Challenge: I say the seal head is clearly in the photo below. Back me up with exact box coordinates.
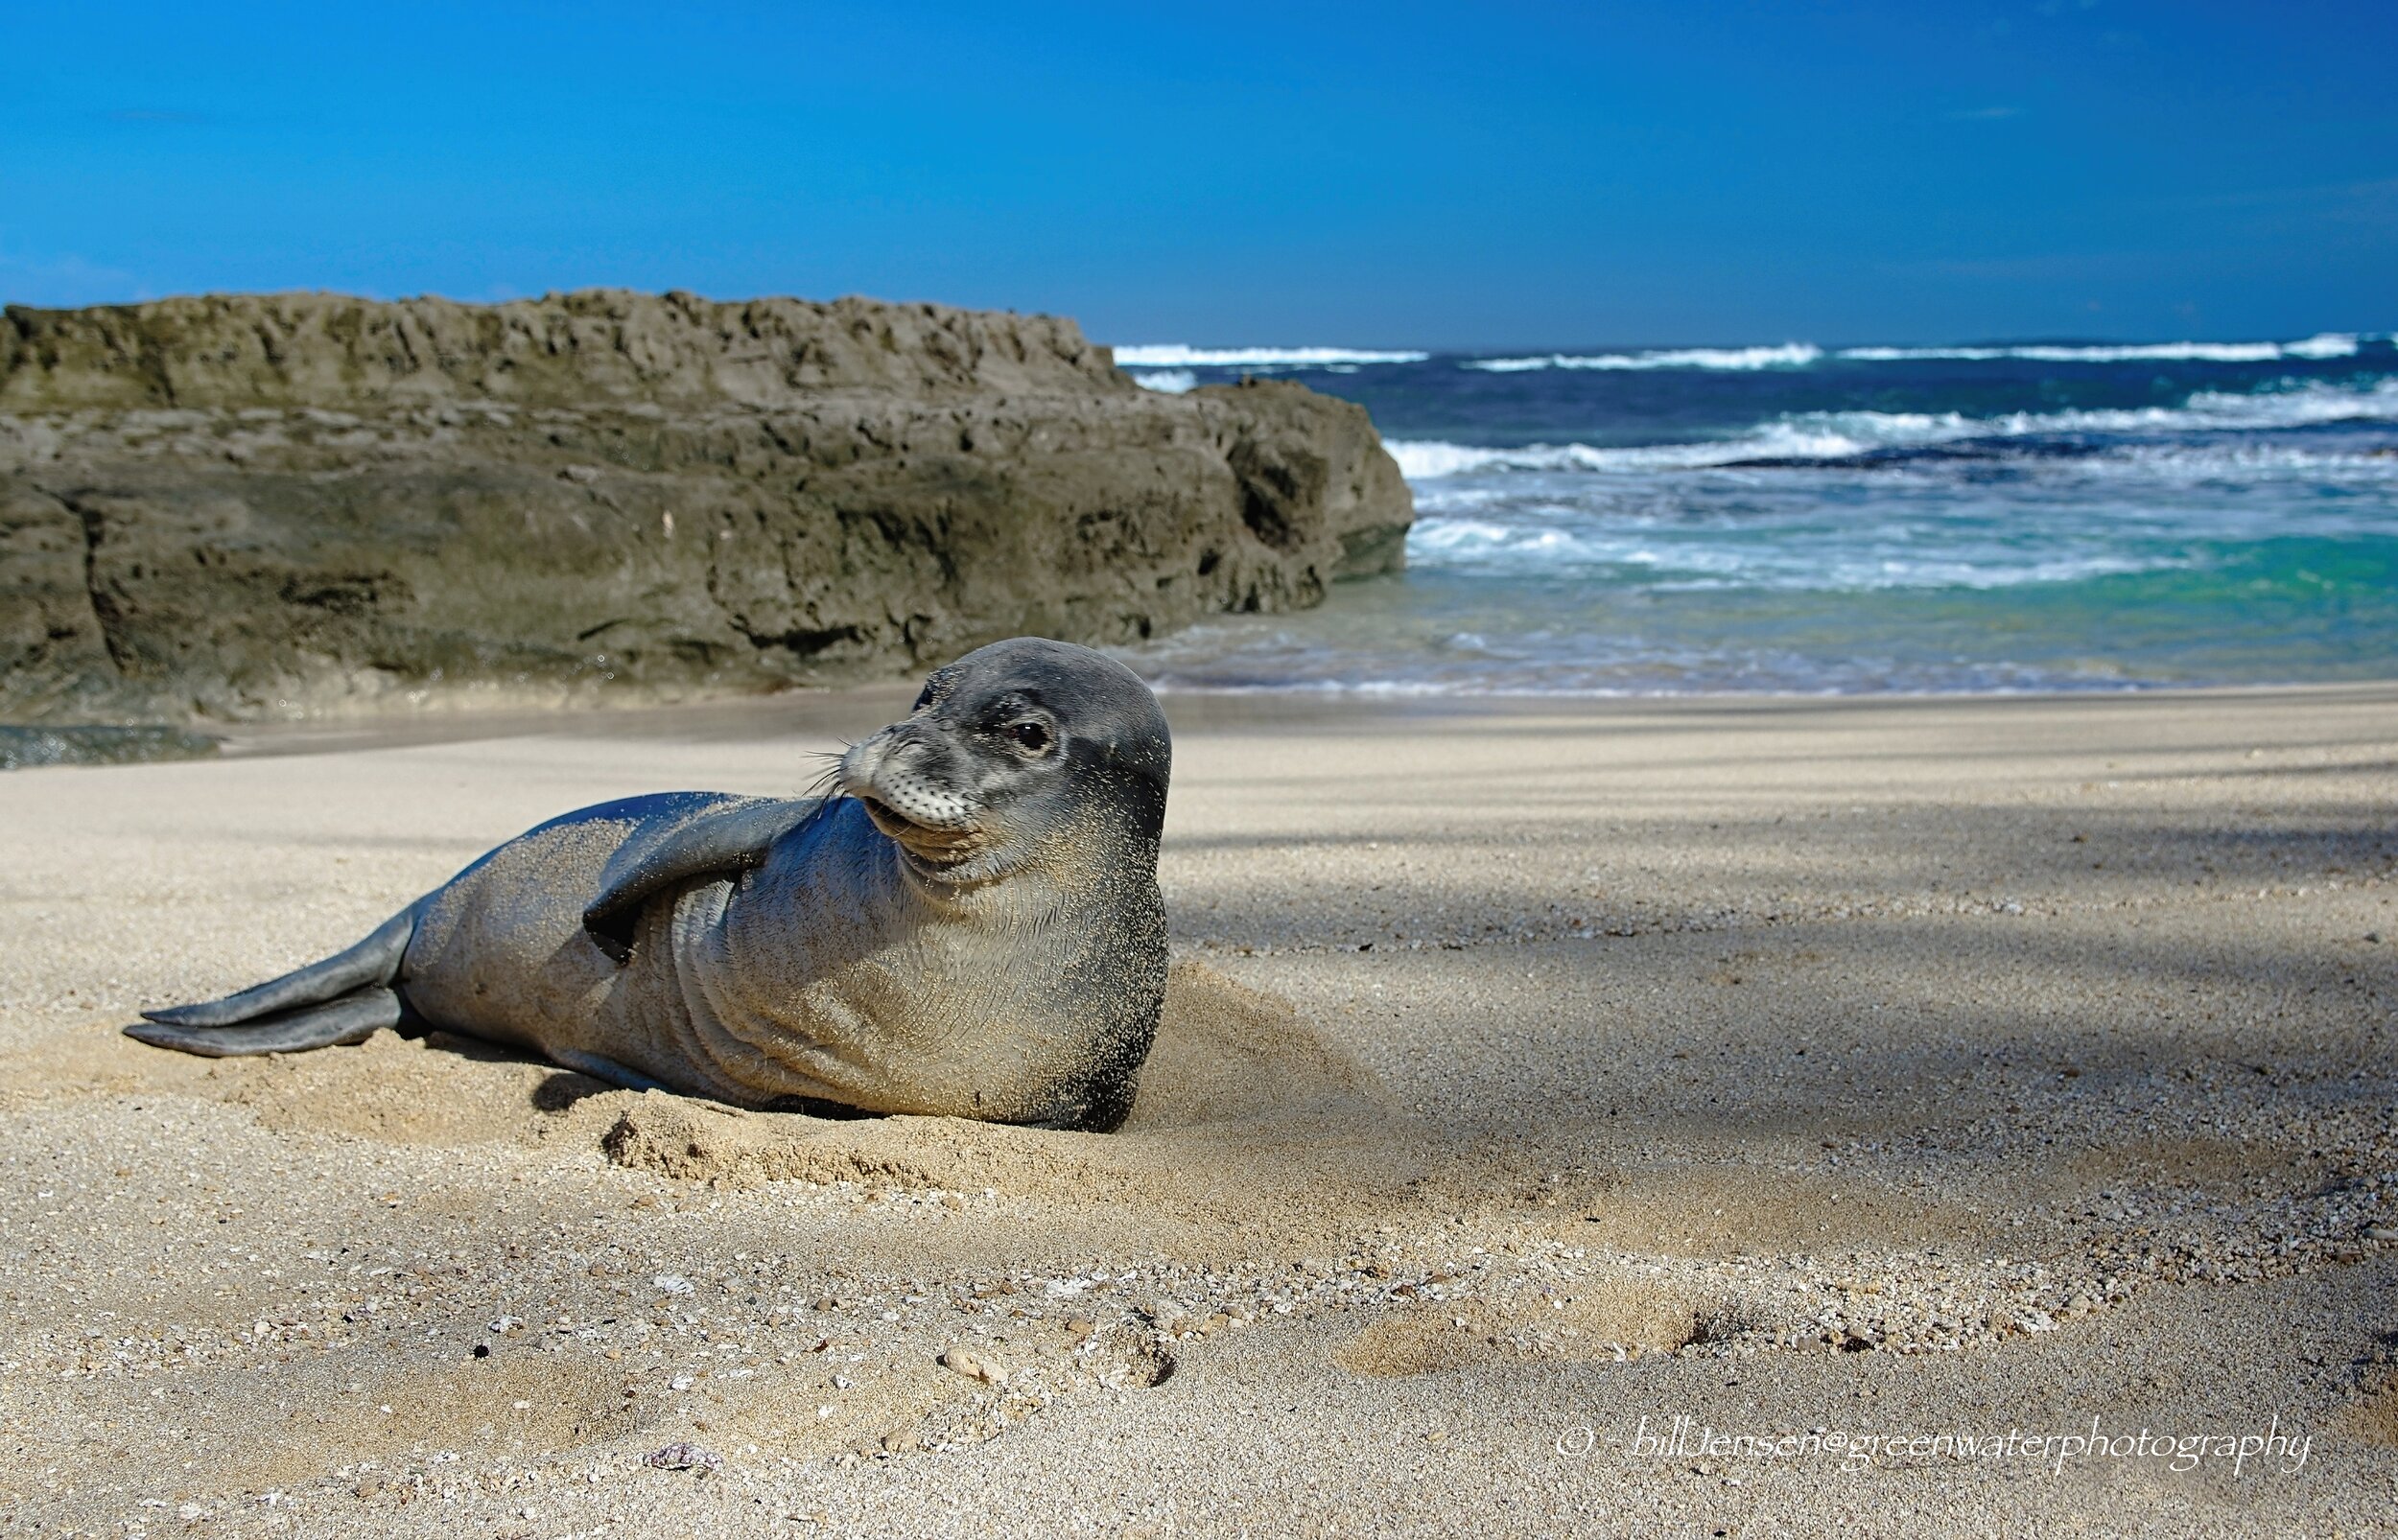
[840,637,1171,887]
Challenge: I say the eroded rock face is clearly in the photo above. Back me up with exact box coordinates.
[0,290,1410,722]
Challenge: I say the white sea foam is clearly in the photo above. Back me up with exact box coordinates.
[1128,627,2161,698]
[1466,343,1822,373]
[1836,333,2361,364]
[2283,333,2365,360]
[1385,420,1944,478]
[1386,379,2398,479]
[1406,507,2170,591]
[1386,440,1556,478]
[1995,378,2398,433]
[1109,344,1428,367]
[1457,333,2367,373]
[1128,368,1197,393]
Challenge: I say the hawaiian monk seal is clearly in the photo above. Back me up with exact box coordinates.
[128,638,1171,1132]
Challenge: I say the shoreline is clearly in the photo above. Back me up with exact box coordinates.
[123,671,2398,764]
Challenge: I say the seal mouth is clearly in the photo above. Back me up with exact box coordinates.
[856,794,920,838]
[857,795,983,867]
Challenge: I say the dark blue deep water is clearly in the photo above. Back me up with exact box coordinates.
[1109,335,2398,694]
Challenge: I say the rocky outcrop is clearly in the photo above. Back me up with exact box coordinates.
[0,290,1410,723]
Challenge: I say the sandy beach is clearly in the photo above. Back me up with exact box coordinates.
[4,682,2394,1536]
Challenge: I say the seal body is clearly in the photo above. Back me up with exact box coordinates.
[129,639,1172,1132]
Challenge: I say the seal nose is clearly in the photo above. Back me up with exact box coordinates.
[840,723,977,831]
[837,731,892,800]
[839,722,937,797]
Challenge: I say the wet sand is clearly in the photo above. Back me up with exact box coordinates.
[3,683,2394,1535]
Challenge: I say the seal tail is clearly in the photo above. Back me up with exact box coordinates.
[128,907,415,1054]
[125,989,402,1057]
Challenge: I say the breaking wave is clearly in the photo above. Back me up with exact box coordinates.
[1385,379,2398,479]
[1836,333,2361,364]
[1466,343,1822,373]
[1463,334,2370,373]
[1110,344,1428,367]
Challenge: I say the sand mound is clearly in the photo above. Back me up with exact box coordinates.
[217,1032,582,1145]
[598,1097,1095,1193]
[1121,959,1382,1130]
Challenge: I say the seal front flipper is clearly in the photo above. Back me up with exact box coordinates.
[135,906,416,1035]
[581,796,833,963]
[126,989,402,1057]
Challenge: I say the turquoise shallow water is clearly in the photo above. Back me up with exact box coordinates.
[1114,336,2398,694]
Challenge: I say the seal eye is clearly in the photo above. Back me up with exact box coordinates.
[1005,720,1053,755]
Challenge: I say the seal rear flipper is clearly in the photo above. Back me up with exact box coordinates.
[581,796,834,963]
[139,908,416,1029]
[124,988,401,1057]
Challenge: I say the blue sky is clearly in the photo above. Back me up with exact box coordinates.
[2,1,2391,347]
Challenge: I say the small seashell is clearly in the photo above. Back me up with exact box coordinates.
[644,1441,721,1472]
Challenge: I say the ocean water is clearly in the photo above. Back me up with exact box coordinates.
[1111,334,2398,695]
